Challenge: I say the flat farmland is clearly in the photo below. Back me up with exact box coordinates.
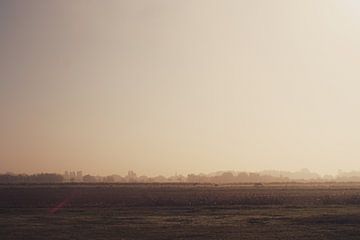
[1,183,360,239]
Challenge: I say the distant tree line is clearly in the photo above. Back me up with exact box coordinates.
[186,172,288,183]
[0,173,63,183]
[2,169,360,183]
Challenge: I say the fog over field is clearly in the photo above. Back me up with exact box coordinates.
[1,1,360,239]
[3,168,360,184]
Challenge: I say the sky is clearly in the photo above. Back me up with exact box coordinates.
[1,0,360,176]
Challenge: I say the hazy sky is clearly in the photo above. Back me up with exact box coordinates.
[1,0,360,176]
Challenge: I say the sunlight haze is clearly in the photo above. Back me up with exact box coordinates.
[1,0,360,176]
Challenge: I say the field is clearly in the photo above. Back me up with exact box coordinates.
[1,183,360,239]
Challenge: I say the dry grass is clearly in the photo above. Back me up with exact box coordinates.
[1,183,360,239]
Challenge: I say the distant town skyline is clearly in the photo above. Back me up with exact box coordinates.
[3,168,360,184]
